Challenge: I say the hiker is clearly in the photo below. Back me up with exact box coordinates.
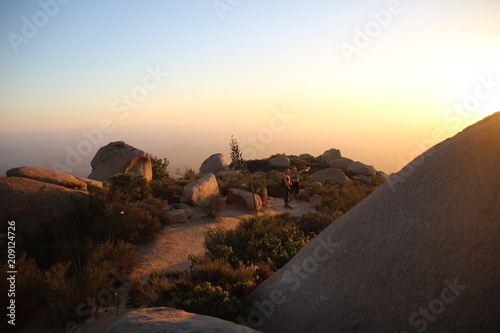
[290,166,310,202]
[282,168,293,209]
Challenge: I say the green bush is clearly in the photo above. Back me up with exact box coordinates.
[149,154,170,181]
[204,213,308,269]
[151,179,183,200]
[319,181,376,215]
[296,211,342,235]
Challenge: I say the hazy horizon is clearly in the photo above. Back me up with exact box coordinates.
[2,1,499,178]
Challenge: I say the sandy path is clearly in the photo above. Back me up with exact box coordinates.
[65,197,316,333]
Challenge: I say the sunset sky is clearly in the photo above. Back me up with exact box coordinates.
[1,0,499,176]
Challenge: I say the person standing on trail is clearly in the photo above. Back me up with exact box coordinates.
[282,168,293,209]
[290,166,310,202]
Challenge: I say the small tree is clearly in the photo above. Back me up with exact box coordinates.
[229,136,258,215]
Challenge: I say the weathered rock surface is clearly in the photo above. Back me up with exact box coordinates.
[88,141,152,181]
[163,209,195,224]
[352,174,372,184]
[269,156,290,166]
[328,157,354,170]
[248,112,500,333]
[200,153,228,174]
[347,161,376,177]
[0,176,89,237]
[299,153,314,160]
[106,307,261,333]
[181,173,220,207]
[320,148,341,162]
[310,168,348,185]
[76,176,104,192]
[227,188,262,212]
[6,166,88,191]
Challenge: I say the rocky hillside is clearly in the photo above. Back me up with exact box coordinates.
[247,112,500,332]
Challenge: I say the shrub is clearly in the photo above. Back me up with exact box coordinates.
[150,179,183,200]
[127,279,156,308]
[296,211,342,235]
[204,213,308,270]
[107,173,151,202]
[149,154,170,181]
[319,181,376,215]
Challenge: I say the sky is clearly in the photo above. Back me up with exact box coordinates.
[1,0,499,177]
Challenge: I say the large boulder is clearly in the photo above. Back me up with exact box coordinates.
[347,161,376,177]
[200,153,228,174]
[227,188,262,212]
[88,141,152,181]
[0,176,89,237]
[181,173,220,207]
[328,157,354,170]
[310,168,348,185]
[320,148,341,162]
[106,307,261,333]
[6,166,88,191]
[269,156,290,167]
[299,153,314,160]
[246,112,500,332]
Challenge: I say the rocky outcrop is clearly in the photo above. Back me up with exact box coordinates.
[227,188,262,212]
[328,157,354,170]
[181,173,220,207]
[106,307,261,333]
[347,161,376,177]
[247,112,500,333]
[320,148,341,162]
[299,153,314,160]
[200,153,228,174]
[6,166,88,191]
[269,156,290,167]
[88,141,152,181]
[352,174,372,184]
[0,176,89,237]
[310,168,348,185]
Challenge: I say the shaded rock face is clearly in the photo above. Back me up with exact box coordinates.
[269,156,290,166]
[299,153,314,160]
[0,176,89,237]
[6,166,88,191]
[106,307,261,333]
[347,161,376,177]
[328,157,354,170]
[227,188,263,212]
[247,112,500,333]
[200,153,228,174]
[310,168,348,185]
[88,141,152,181]
[181,173,220,207]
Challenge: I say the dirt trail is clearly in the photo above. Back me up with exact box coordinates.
[63,197,316,333]
[130,197,316,281]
